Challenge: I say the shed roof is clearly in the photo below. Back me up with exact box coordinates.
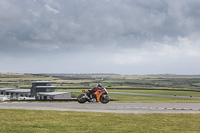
[32,81,54,83]
[35,86,57,89]
[38,92,70,96]
[6,89,30,93]
[0,88,17,91]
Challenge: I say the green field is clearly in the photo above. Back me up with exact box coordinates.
[108,94,200,103]
[0,109,199,133]
[61,89,200,97]
[1,73,200,103]
[1,73,200,90]
[1,73,200,132]
[108,89,200,102]
[57,89,200,103]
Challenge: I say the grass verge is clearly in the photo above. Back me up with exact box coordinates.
[60,89,200,103]
[0,109,200,133]
[108,93,200,103]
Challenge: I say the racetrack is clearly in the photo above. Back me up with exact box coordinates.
[1,102,200,114]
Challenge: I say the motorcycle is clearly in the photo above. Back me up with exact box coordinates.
[77,87,110,104]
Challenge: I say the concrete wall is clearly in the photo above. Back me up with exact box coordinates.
[54,93,71,99]
[38,92,72,100]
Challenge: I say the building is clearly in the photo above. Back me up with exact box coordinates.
[0,81,72,100]
[30,81,57,99]
[0,88,31,100]
[0,88,17,95]
[0,87,30,98]
[38,92,71,100]
[5,89,30,98]
[30,81,71,100]
[0,95,10,101]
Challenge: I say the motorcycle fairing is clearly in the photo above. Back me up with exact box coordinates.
[94,89,107,102]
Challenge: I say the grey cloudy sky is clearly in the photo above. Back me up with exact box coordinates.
[1,0,200,74]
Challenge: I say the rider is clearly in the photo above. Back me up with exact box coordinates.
[87,83,103,98]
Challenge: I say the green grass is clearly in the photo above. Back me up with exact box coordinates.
[0,76,59,88]
[57,89,200,103]
[0,109,200,133]
[108,89,200,102]
[108,89,200,97]
[108,94,200,103]
[0,77,58,82]
[2,73,200,90]
[62,88,200,98]
[1,73,200,103]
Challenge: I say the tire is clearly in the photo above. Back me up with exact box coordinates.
[100,94,110,104]
[77,94,87,103]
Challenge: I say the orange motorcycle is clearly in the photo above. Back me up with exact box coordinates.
[77,87,110,104]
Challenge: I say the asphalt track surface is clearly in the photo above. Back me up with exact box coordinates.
[1,102,200,114]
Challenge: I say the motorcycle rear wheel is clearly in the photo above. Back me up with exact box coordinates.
[100,94,110,104]
[77,94,87,103]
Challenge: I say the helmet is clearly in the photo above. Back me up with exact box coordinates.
[97,83,102,87]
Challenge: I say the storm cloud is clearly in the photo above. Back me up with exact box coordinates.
[0,0,200,74]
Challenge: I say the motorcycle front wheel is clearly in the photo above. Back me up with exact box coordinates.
[100,94,110,104]
[77,94,87,103]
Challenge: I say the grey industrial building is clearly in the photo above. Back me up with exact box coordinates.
[0,88,30,99]
[38,92,71,100]
[30,81,57,99]
[0,81,71,100]
[31,81,71,100]
[5,89,30,97]
[0,88,17,95]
